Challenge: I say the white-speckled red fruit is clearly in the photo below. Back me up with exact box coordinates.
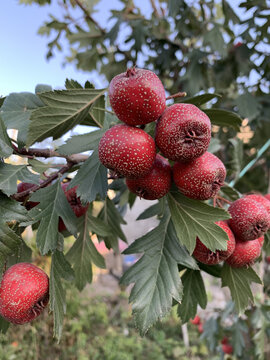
[257,236,264,248]
[0,263,49,324]
[193,221,235,265]
[226,238,261,267]
[265,194,270,201]
[126,154,172,200]
[173,152,226,200]
[155,103,211,162]
[109,68,166,126]
[228,198,270,241]
[98,124,156,178]
[244,194,270,214]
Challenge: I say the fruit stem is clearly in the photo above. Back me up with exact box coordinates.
[216,195,232,204]
[126,67,136,77]
[166,92,187,101]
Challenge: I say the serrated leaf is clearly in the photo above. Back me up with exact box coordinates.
[49,250,74,340]
[89,95,105,127]
[69,150,107,204]
[65,79,83,89]
[201,317,219,351]
[87,213,113,237]
[121,213,198,335]
[66,212,106,291]
[98,197,127,250]
[177,270,207,323]
[231,320,247,357]
[136,202,162,220]
[28,181,78,255]
[220,183,241,201]
[0,116,13,158]
[27,88,106,146]
[221,263,262,314]
[28,158,56,173]
[203,25,226,56]
[181,93,221,106]
[58,128,106,156]
[1,92,44,146]
[204,108,242,130]
[0,163,39,196]
[167,191,230,254]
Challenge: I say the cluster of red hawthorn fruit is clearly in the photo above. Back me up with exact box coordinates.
[98,67,270,268]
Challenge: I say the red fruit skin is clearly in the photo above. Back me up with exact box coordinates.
[228,198,270,241]
[193,221,235,265]
[222,343,233,355]
[226,238,261,268]
[58,183,89,232]
[190,315,201,325]
[109,68,166,126]
[98,124,156,178]
[197,323,204,333]
[0,263,49,324]
[126,154,171,200]
[266,256,270,264]
[17,182,39,210]
[265,194,270,201]
[173,152,226,200]
[257,236,264,248]
[244,194,270,214]
[221,337,229,345]
[155,103,211,162]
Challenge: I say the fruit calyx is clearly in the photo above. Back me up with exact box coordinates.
[126,67,136,77]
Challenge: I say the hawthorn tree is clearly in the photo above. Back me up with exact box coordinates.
[0,0,270,355]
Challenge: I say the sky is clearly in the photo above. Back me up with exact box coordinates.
[0,0,126,96]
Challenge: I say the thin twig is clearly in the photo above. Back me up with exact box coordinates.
[150,0,160,18]
[166,92,187,100]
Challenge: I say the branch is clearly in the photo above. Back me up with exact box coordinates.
[150,0,161,18]
[73,0,106,34]
[166,92,187,100]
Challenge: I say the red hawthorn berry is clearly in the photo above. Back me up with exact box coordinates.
[222,343,233,355]
[257,236,264,248]
[197,323,204,333]
[265,194,270,202]
[173,152,226,200]
[193,221,236,265]
[244,194,270,214]
[17,182,39,210]
[266,256,270,264]
[0,263,49,324]
[190,315,201,325]
[226,238,261,268]
[155,103,211,162]
[228,198,270,241]
[58,183,89,232]
[125,154,171,200]
[109,67,166,126]
[98,124,156,178]
[221,337,229,345]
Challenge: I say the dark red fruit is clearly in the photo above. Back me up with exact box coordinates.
[222,343,233,355]
[197,323,204,333]
[17,182,39,210]
[265,194,270,201]
[126,154,171,200]
[109,68,166,126]
[226,238,261,267]
[0,263,49,324]
[193,221,235,265]
[228,198,270,241]
[155,103,211,162]
[244,194,270,214]
[98,124,156,178]
[173,152,226,200]
[58,183,89,232]
[266,256,270,264]
[221,337,229,345]
[190,315,201,325]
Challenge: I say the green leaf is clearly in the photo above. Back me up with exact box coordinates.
[0,193,30,268]
[203,25,226,56]
[35,84,53,94]
[49,250,74,340]
[98,197,127,251]
[236,93,261,121]
[0,116,13,158]
[0,97,6,107]
[89,94,105,127]
[221,263,262,314]
[66,212,106,291]
[222,0,241,24]
[201,317,219,351]
[208,137,221,154]
[121,213,198,335]
[228,138,243,176]
[181,93,221,106]
[1,92,44,146]
[65,79,83,89]
[28,158,56,173]
[27,88,106,146]
[0,316,10,334]
[136,202,162,220]
[204,108,242,130]
[220,183,241,201]
[167,191,230,254]
[28,181,78,255]
[69,150,107,204]
[0,163,39,196]
[57,128,106,156]
[177,270,207,323]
